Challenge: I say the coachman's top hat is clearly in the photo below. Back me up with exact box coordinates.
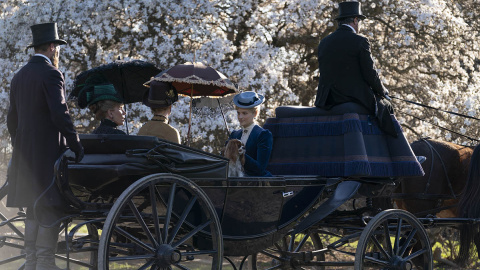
[335,1,367,20]
[28,22,67,48]
[143,81,178,108]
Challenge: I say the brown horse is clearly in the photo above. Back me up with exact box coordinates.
[396,138,473,218]
[391,138,480,267]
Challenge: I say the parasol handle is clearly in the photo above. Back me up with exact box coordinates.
[217,99,230,136]
[124,104,129,135]
[187,85,193,147]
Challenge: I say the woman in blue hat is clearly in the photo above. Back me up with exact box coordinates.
[228,91,273,177]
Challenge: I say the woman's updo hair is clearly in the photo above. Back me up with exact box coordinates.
[88,100,122,120]
[235,105,259,114]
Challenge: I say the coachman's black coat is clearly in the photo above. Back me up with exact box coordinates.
[7,56,82,212]
[314,25,397,136]
[315,25,388,110]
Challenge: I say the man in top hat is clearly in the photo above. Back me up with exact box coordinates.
[314,1,396,136]
[7,22,84,270]
[138,81,181,144]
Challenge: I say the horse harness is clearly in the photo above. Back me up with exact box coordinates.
[392,138,460,214]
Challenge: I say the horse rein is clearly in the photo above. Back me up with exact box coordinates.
[421,138,457,199]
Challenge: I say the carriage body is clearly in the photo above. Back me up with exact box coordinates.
[59,134,331,257]
[0,103,438,269]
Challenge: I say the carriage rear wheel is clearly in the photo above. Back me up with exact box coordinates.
[354,209,432,270]
[250,230,324,270]
[98,173,223,269]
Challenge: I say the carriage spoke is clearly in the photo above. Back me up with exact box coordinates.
[294,233,311,252]
[273,242,283,254]
[174,263,190,270]
[363,255,390,267]
[394,218,403,255]
[398,228,417,257]
[164,183,177,242]
[371,233,391,261]
[113,226,155,252]
[108,254,155,261]
[259,250,286,262]
[182,250,219,256]
[138,259,155,269]
[288,233,295,251]
[0,254,25,265]
[382,220,393,255]
[264,264,283,270]
[168,195,198,245]
[281,237,288,251]
[150,183,163,244]
[404,247,428,261]
[128,199,158,247]
[171,220,210,248]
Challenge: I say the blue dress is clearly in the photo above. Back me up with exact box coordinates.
[228,125,273,177]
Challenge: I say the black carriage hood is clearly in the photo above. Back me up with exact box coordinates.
[67,134,228,192]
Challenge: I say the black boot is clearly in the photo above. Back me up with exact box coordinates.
[35,224,65,270]
[24,219,38,270]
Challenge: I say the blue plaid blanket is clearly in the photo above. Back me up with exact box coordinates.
[263,106,424,178]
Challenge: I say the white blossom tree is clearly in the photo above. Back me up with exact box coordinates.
[0,0,479,157]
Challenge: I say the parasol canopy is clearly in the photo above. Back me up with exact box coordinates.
[145,62,236,97]
[70,60,161,106]
[145,62,238,145]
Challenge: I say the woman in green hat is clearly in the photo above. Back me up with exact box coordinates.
[78,75,126,134]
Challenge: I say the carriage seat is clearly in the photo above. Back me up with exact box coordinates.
[275,102,370,118]
[264,103,424,178]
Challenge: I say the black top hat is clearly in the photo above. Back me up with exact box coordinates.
[335,1,366,20]
[143,81,178,108]
[28,22,67,48]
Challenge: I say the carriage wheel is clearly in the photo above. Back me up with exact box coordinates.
[62,221,99,269]
[0,181,99,269]
[0,182,26,268]
[98,173,223,269]
[354,209,432,270]
[250,230,325,270]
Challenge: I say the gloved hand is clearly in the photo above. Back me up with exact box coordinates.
[74,146,84,163]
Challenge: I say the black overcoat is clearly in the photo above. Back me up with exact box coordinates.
[7,56,82,210]
[314,25,388,112]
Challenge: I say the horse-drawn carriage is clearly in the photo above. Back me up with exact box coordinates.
[0,103,478,269]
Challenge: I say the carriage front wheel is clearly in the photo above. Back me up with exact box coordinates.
[98,173,223,269]
[354,209,432,270]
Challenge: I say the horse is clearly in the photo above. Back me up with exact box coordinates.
[396,138,474,218]
[388,138,480,267]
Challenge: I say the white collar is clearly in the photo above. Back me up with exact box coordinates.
[342,24,356,33]
[34,53,52,65]
[242,123,256,132]
[240,123,256,145]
